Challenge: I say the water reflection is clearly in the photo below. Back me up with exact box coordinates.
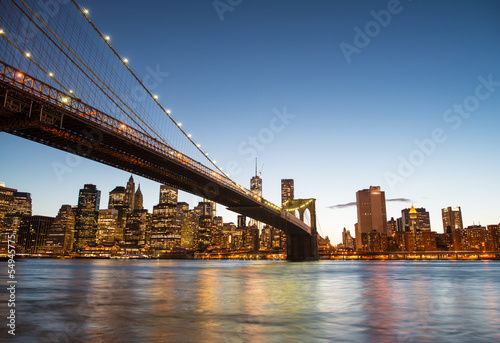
[2,260,499,342]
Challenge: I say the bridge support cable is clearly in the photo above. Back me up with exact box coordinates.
[13,0,172,149]
[69,0,231,185]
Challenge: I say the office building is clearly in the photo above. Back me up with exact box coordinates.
[355,186,388,250]
[74,184,101,252]
[281,179,294,205]
[442,207,463,233]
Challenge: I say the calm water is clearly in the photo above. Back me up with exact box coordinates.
[1,259,499,343]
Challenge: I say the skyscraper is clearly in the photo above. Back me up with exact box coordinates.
[134,185,144,210]
[250,161,262,230]
[124,175,135,211]
[281,179,294,205]
[17,215,54,254]
[401,205,431,232]
[442,207,463,233]
[74,184,101,252]
[108,186,126,209]
[45,205,75,255]
[159,185,178,205]
[355,186,388,250]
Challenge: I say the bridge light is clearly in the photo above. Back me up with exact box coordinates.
[104,35,110,41]
[123,58,129,63]
[153,94,158,99]
[48,72,54,77]
[177,122,182,127]
[0,29,4,35]
[25,52,31,58]
[61,97,69,103]
[120,123,127,129]
[187,134,192,138]
[16,72,23,78]
[213,161,216,164]
[166,109,171,114]
[83,8,89,15]
[69,90,73,94]
[196,144,201,148]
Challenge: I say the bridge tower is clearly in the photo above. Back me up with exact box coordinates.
[283,198,319,261]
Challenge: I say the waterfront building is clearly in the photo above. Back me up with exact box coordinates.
[342,228,355,250]
[0,186,31,253]
[17,215,54,254]
[45,205,75,255]
[74,184,101,252]
[125,209,150,246]
[401,205,431,232]
[464,225,487,252]
[487,224,500,251]
[442,207,463,233]
[97,209,119,243]
[387,217,398,234]
[197,215,212,251]
[355,186,388,250]
[244,224,260,251]
[151,203,179,251]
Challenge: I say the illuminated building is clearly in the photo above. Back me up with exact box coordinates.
[355,186,388,250]
[17,215,54,254]
[179,204,196,249]
[342,228,355,250]
[487,224,500,251]
[159,185,178,205]
[124,175,135,211]
[125,209,150,245]
[45,205,75,255]
[387,217,398,234]
[151,203,179,251]
[250,162,263,230]
[197,215,212,250]
[203,198,217,218]
[244,224,260,251]
[108,186,126,209]
[0,183,16,228]
[464,225,487,252]
[74,184,101,252]
[401,205,431,232]
[281,179,294,205]
[134,185,144,210]
[97,209,119,243]
[0,186,31,253]
[442,207,463,233]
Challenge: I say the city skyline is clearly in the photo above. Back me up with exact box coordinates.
[2,176,498,247]
[1,0,499,243]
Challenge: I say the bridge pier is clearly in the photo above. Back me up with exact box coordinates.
[286,233,318,261]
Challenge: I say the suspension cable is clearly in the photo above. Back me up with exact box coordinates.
[70,0,234,182]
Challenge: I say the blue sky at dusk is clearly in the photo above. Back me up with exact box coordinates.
[1,0,499,243]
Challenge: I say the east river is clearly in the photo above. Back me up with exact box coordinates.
[1,259,499,342]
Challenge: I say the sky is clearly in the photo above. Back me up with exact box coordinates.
[1,0,499,244]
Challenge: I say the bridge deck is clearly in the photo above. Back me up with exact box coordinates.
[0,61,311,236]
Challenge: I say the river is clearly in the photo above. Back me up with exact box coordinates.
[1,259,499,342]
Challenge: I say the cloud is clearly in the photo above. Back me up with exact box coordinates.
[327,198,411,209]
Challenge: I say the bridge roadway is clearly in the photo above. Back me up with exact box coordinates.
[0,61,317,260]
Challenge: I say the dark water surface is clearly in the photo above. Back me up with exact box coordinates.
[1,259,499,342]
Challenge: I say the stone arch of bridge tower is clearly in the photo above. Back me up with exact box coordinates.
[283,198,317,232]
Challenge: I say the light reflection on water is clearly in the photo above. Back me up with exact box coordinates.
[1,260,499,342]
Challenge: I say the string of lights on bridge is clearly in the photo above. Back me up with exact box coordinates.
[72,1,232,182]
[0,0,290,212]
